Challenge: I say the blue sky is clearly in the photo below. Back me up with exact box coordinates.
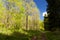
[34,0,48,20]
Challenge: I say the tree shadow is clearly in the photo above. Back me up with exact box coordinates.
[0,30,42,40]
[23,30,43,40]
[0,32,29,40]
[23,30,41,36]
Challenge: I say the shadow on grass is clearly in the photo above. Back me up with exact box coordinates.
[1,30,60,40]
[0,32,29,40]
[23,30,43,40]
[0,30,42,40]
[23,30,41,36]
[45,31,60,40]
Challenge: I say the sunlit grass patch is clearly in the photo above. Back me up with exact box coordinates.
[0,27,13,35]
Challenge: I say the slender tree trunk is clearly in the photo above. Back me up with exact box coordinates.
[26,14,28,30]
[6,14,9,28]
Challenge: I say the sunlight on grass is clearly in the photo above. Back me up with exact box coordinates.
[0,27,13,35]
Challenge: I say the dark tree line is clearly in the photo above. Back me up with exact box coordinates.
[44,0,60,31]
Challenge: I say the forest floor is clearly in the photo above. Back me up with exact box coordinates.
[0,28,60,40]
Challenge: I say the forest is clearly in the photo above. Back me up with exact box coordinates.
[0,0,60,40]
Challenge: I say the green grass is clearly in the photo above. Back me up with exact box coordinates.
[46,31,60,40]
[0,27,41,40]
[0,27,60,40]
